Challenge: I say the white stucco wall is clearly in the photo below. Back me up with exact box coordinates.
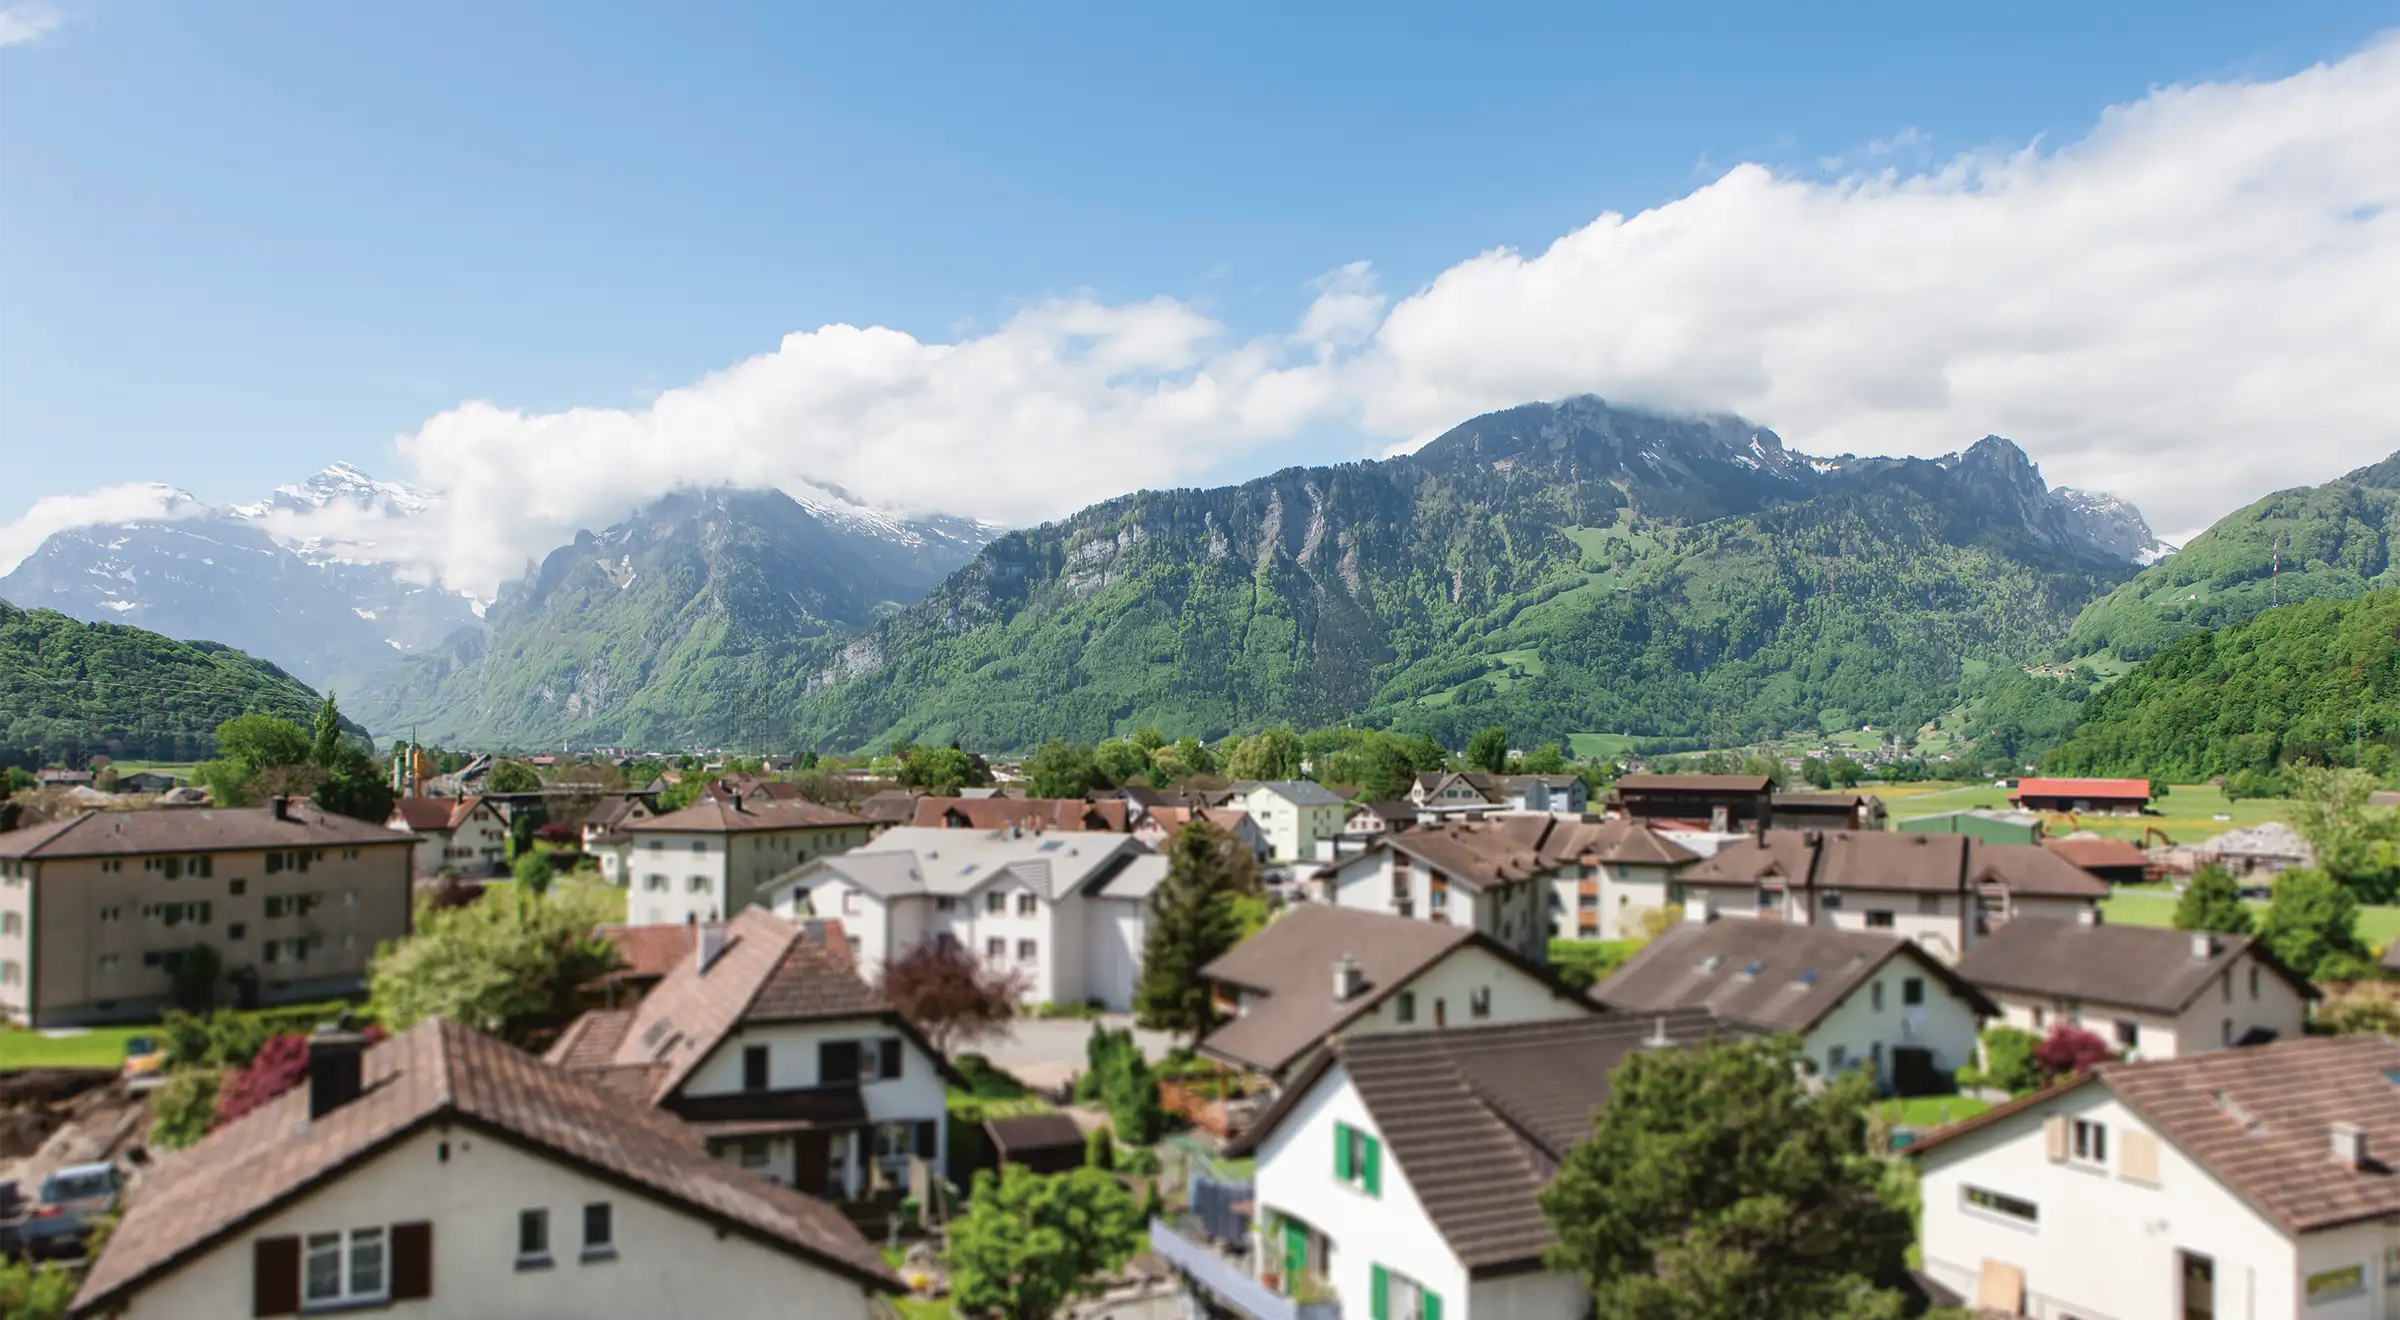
[1797,958,1984,1088]
[1917,1087,2336,1320]
[1082,897,1146,1012]
[110,1125,887,1319]
[1985,950,2310,1061]
[1331,852,1548,964]
[1338,945,1589,1038]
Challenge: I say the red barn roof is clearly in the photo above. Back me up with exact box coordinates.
[2010,777,2152,803]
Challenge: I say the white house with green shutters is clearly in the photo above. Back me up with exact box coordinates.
[1158,1010,1739,1320]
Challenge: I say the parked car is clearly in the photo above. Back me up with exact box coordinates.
[121,1035,164,1082]
[18,1163,119,1257]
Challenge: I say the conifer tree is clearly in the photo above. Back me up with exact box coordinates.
[1135,820,1249,1036]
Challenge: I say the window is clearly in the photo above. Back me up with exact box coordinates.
[864,1038,904,1081]
[517,1208,551,1265]
[743,1045,770,1091]
[0,913,17,936]
[2306,1265,2365,1301]
[98,905,121,922]
[1016,939,1038,963]
[1017,893,1038,916]
[1394,991,1415,1024]
[2115,1019,2140,1049]
[2249,966,2261,999]
[1865,909,1894,929]
[820,1040,862,1084]
[1577,892,1597,910]
[1916,894,1942,915]
[1371,1266,1440,1320]
[1902,977,1925,1006]
[582,1203,614,1259]
[986,937,1005,960]
[1962,1184,2037,1225]
[690,840,706,852]
[1333,1121,1381,1196]
[1826,1044,1848,1071]
[304,1226,388,1304]
[97,953,120,972]
[1755,888,1776,909]
[2222,972,2233,1004]
[2222,1017,2234,1046]
[264,937,312,965]
[229,878,245,896]
[1469,987,1491,1020]
[1870,982,1885,1012]
[2031,1006,2046,1028]
[1820,890,1843,910]
[986,891,1006,915]
[735,1137,771,1169]
[686,875,708,893]
[2070,1118,2108,1169]
[936,897,955,912]
[841,889,859,915]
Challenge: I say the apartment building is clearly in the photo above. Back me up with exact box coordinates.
[386,795,509,879]
[0,801,415,1027]
[1239,781,1351,863]
[624,795,873,928]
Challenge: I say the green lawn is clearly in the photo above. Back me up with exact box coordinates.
[1874,1096,1992,1128]
[0,1024,150,1071]
[1568,733,1638,761]
[1866,781,2298,846]
[2105,883,2400,950]
[880,1248,956,1320]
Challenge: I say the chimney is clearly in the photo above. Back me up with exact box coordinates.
[730,791,743,813]
[306,1023,369,1120]
[269,795,291,822]
[2191,931,2218,959]
[698,922,727,973]
[2077,907,2103,930]
[2331,1121,2369,1171]
[1333,952,1364,1002]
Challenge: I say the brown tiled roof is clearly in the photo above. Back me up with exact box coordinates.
[75,1019,899,1314]
[630,797,866,835]
[1563,817,1699,867]
[1228,1010,1746,1272]
[595,923,705,985]
[585,796,647,830]
[0,802,412,860]
[558,909,904,1106]
[1200,906,1588,1075]
[1952,917,2317,1016]
[389,797,459,831]
[1383,820,1561,891]
[986,1113,1085,1157]
[1912,1035,2400,1235]
[1347,800,1419,827]
[1595,920,1996,1031]
[1613,773,1775,793]
[546,1007,637,1069]
[912,797,1132,832]
[1771,791,1876,809]
[2043,836,2152,872]
[855,790,924,824]
[1677,829,2110,901]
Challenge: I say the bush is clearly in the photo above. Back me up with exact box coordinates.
[147,1069,222,1151]
[1120,1147,1161,1176]
[1085,1123,1116,1170]
[1960,1026,2043,1096]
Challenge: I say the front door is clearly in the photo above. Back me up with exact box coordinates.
[796,1132,831,1198]
[2180,1250,2214,1320]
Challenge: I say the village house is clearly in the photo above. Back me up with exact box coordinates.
[1338,800,1418,848]
[1769,791,1887,831]
[2008,776,2153,816]
[387,795,510,879]
[910,796,1133,833]
[1549,817,1698,941]
[1607,773,1777,830]
[548,908,953,1206]
[759,826,1167,1011]
[1910,1034,2400,1320]
[580,796,653,886]
[1952,915,2315,1059]
[1594,914,1994,1092]
[0,800,415,1026]
[1408,772,1503,819]
[1136,806,1269,864]
[1197,904,1594,1085]
[1673,828,2111,962]
[624,796,873,928]
[70,1018,900,1319]
[1151,1010,1742,1320]
[1322,819,1575,965]
[851,790,923,833]
[1238,781,1352,863]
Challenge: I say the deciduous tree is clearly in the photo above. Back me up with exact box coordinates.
[2261,866,2372,981]
[876,939,1027,1053]
[368,887,620,1045]
[1024,741,1104,799]
[2030,1024,2115,1080]
[1467,726,1509,776]
[1223,726,1302,781]
[2171,866,2255,935]
[947,1166,1142,1320]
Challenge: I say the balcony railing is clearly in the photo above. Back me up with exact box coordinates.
[1150,1218,1340,1320]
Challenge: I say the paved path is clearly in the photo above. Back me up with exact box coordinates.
[971,1014,1179,1094]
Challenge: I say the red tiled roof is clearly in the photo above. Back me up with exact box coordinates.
[912,797,1132,832]
[2010,777,2153,801]
[631,797,866,835]
[2043,836,2153,871]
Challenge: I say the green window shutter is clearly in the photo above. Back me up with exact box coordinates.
[1335,1123,1353,1181]
[1363,1134,1382,1196]
[1423,1288,1442,1320]
[1370,1265,1389,1320]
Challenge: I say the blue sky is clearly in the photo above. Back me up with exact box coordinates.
[3,2,2398,591]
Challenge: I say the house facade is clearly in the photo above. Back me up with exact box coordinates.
[387,796,510,879]
[0,802,415,1026]
[760,827,1164,1010]
[1136,808,1269,864]
[1324,824,1554,965]
[1910,1035,2400,1320]
[71,1019,901,1320]
[1239,782,1351,862]
[624,797,873,928]
[548,909,953,1205]
[1953,916,2315,1059]
[1547,818,1698,941]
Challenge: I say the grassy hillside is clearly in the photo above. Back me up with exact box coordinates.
[0,601,340,763]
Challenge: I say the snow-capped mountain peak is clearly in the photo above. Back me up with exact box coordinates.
[231,462,439,520]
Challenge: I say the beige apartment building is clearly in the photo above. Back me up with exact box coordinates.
[0,800,416,1026]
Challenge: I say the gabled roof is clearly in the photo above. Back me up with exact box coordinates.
[74,1019,898,1315]
[1228,1010,1746,1273]
[0,802,411,860]
[2010,777,2152,801]
[912,796,1131,832]
[854,790,924,824]
[774,826,1146,903]
[1613,773,1775,793]
[1594,920,1997,1032]
[594,922,706,986]
[2042,836,2152,872]
[1908,1035,2400,1236]
[1952,917,2317,1016]
[1346,800,1419,827]
[552,909,897,1105]
[390,795,494,833]
[1243,780,1350,808]
[1677,829,2109,900]
[1198,906,1590,1075]
[1142,806,1255,836]
[630,797,866,835]
[1564,817,1699,867]
[585,796,649,831]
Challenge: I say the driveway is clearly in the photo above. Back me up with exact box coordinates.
[971,1014,1180,1094]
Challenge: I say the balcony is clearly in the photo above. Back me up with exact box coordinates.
[1150,1217,1340,1320]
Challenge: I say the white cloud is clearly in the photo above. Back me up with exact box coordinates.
[10,33,2400,595]
[0,484,203,575]
[0,3,61,47]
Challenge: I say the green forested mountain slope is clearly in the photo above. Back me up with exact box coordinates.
[2064,451,2400,662]
[352,488,985,747]
[2046,588,2400,779]
[787,399,2143,752]
[0,601,347,762]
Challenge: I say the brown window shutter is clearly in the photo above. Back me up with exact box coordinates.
[2043,1115,2069,1162]
[253,1236,301,1317]
[390,1221,434,1301]
[880,1038,903,1079]
[2118,1130,2161,1186]
[916,1120,939,1158]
